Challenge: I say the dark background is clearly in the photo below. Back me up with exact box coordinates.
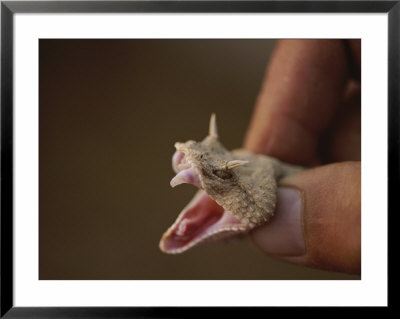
[39,39,359,280]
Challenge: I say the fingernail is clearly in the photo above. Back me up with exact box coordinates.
[251,187,306,257]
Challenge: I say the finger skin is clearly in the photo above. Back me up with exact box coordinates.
[323,79,361,162]
[244,40,349,165]
[251,162,361,274]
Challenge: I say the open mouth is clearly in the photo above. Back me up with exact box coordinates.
[170,150,202,189]
[159,151,249,254]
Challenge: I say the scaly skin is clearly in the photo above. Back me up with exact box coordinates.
[159,114,303,254]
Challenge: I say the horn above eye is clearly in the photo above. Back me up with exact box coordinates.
[209,113,218,138]
[226,160,249,169]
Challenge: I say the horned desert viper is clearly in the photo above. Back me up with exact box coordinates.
[159,114,303,254]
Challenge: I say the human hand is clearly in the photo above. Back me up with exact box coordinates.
[245,40,361,274]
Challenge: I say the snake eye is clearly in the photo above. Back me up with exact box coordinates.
[212,169,232,180]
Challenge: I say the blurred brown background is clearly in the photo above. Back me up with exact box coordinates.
[39,39,359,280]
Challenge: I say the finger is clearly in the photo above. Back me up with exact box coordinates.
[321,79,361,163]
[250,162,361,274]
[244,40,350,165]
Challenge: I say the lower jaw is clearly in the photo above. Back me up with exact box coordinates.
[159,190,249,254]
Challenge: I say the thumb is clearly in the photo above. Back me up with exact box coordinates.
[250,161,361,274]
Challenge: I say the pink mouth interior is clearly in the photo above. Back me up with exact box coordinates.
[161,191,245,253]
[172,150,187,173]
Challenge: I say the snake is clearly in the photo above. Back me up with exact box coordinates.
[159,114,303,254]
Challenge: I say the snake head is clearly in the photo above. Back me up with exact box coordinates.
[170,114,250,202]
[171,142,248,192]
[159,114,272,254]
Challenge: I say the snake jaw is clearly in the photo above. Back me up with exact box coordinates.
[161,150,250,253]
[159,190,250,254]
[170,150,203,189]
[170,167,202,188]
[172,149,186,173]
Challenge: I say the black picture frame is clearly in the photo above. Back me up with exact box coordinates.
[1,1,396,317]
